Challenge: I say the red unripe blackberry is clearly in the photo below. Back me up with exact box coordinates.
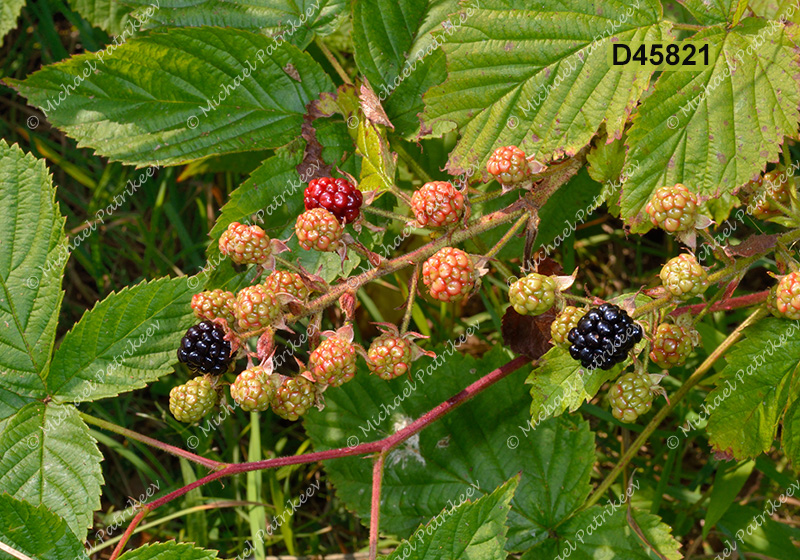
[308,336,357,387]
[169,376,218,423]
[659,254,708,300]
[650,323,693,369]
[508,273,557,316]
[219,222,271,265]
[752,171,791,219]
[263,270,310,302]
[608,370,654,423]
[272,376,316,420]
[551,306,587,345]
[367,334,412,380]
[486,146,529,185]
[191,289,236,326]
[567,303,643,370]
[230,366,274,412]
[644,184,698,233]
[421,247,476,302]
[234,284,281,332]
[177,320,233,375]
[775,271,800,320]
[295,208,344,252]
[304,177,363,224]
[410,181,464,228]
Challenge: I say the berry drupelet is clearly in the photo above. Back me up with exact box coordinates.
[177,320,233,375]
[567,303,642,370]
[304,177,363,224]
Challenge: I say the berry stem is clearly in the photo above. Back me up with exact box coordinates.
[484,213,529,261]
[400,267,419,334]
[580,307,767,511]
[109,355,530,555]
[361,205,412,222]
[313,37,352,85]
[286,204,528,323]
[392,139,434,184]
[79,412,226,470]
[671,290,769,316]
[369,451,388,560]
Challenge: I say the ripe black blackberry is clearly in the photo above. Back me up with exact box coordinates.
[567,303,642,370]
[177,320,233,375]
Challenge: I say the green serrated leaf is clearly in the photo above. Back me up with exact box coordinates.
[587,137,628,186]
[749,0,800,25]
[70,0,131,34]
[381,477,518,560]
[523,504,682,560]
[352,0,458,137]
[678,0,749,25]
[7,28,334,166]
[704,460,756,538]
[356,120,397,191]
[117,541,219,560]
[782,397,800,473]
[621,20,800,227]
[0,0,24,40]
[0,494,89,560]
[126,0,347,47]
[0,141,67,419]
[718,502,800,560]
[527,346,623,423]
[47,277,195,402]
[421,0,667,174]
[0,403,103,541]
[705,318,800,460]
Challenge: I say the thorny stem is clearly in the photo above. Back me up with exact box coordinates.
[400,267,419,334]
[581,307,767,511]
[369,451,388,560]
[287,203,528,323]
[80,412,226,470]
[108,355,530,558]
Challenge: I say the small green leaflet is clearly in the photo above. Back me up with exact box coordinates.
[0,494,89,560]
[117,541,219,560]
[0,403,103,541]
[0,141,67,419]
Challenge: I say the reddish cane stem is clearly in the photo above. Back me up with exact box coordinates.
[109,508,149,560]
[109,355,530,556]
[369,452,387,560]
[671,290,769,316]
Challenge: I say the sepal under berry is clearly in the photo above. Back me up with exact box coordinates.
[169,376,219,423]
[366,323,434,381]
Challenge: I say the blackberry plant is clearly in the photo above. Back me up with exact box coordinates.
[3,4,800,560]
